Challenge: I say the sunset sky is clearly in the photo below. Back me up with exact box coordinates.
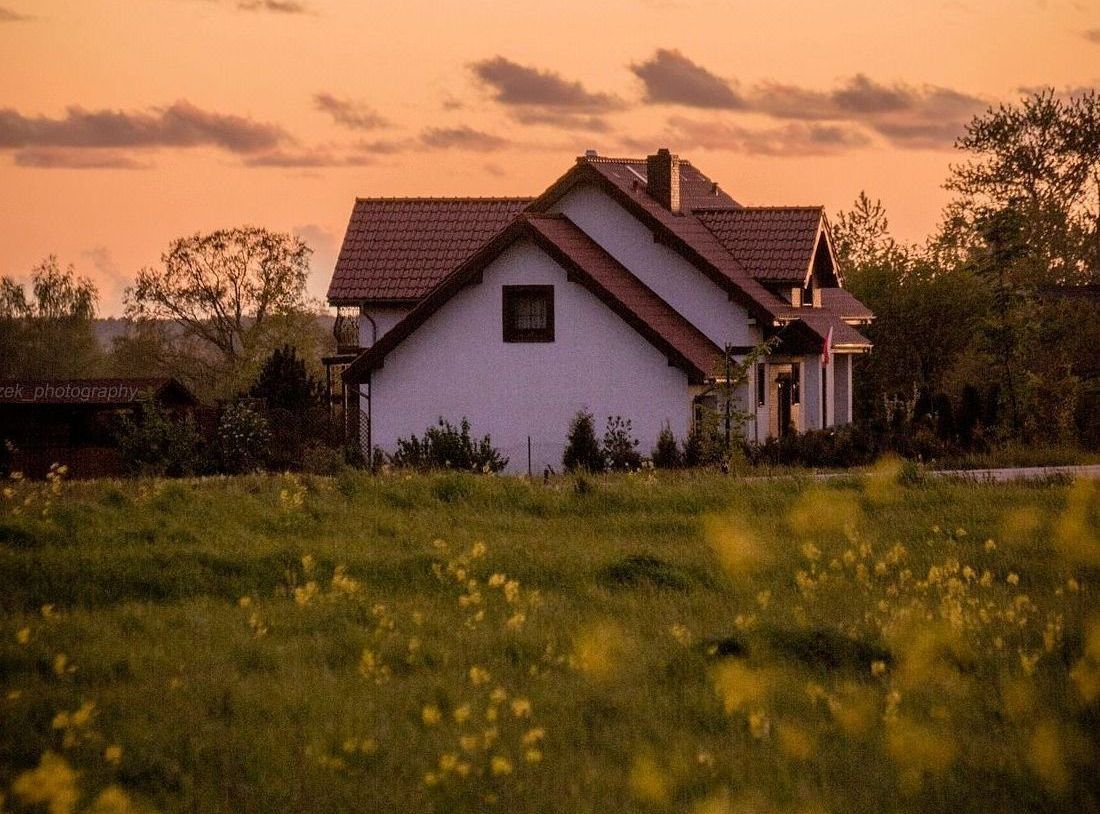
[2,0,1098,315]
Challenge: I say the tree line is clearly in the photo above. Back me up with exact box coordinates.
[834,87,1100,452]
[0,226,332,402]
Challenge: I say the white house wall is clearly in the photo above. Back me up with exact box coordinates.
[366,239,693,474]
[551,185,762,349]
[359,306,411,347]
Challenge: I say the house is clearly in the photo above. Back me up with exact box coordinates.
[0,378,200,478]
[326,149,873,472]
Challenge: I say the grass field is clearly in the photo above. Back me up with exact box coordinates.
[1,467,1098,814]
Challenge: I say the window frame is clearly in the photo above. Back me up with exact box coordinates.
[502,285,555,343]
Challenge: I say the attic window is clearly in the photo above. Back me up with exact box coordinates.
[503,285,554,343]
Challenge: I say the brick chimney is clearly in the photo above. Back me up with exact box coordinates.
[646,148,680,214]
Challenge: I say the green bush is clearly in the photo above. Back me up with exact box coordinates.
[602,415,642,472]
[683,410,728,468]
[213,402,272,474]
[114,402,204,477]
[562,410,604,472]
[651,422,683,469]
[389,418,508,473]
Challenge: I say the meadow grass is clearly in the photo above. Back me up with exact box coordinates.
[0,467,1097,813]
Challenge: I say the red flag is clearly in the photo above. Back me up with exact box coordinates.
[823,325,833,366]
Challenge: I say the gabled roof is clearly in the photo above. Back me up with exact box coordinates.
[344,214,725,385]
[818,288,874,323]
[529,156,792,324]
[695,207,825,284]
[327,197,531,304]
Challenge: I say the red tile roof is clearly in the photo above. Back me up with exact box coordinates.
[344,214,724,384]
[818,287,874,322]
[577,156,741,211]
[327,197,531,303]
[778,310,872,350]
[695,207,824,283]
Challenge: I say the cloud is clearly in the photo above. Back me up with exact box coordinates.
[625,116,872,157]
[1084,28,1100,44]
[236,0,308,12]
[0,100,288,154]
[0,5,31,21]
[242,147,374,167]
[749,75,986,147]
[630,50,986,149]
[471,56,623,110]
[509,108,611,132]
[419,125,508,151]
[630,49,743,109]
[13,147,152,169]
[470,56,625,131]
[313,93,388,130]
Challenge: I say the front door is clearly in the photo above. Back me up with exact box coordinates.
[776,374,793,438]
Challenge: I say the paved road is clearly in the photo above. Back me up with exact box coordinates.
[928,464,1100,482]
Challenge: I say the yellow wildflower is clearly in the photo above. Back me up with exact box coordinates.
[490,755,513,776]
[521,727,545,746]
[1007,573,1020,586]
[52,654,71,676]
[748,710,770,739]
[453,704,471,724]
[510,698,532,718]
[459,735,479,752]
[524,748,543,763]
[669,624,692,646]
[468,666,491,686]
[422,705,442,726]
[438,753,459,772]
[104,745,122,765]
[488,573,506,587]
[16,627,30,644]
[871,660,887,677]
[12,751,79,814]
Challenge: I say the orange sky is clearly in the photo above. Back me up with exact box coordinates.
[1,0,1098,315]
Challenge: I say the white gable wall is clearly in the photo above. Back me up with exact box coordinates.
[367,239,692,473]
[551,185,761,348]
[550,184,762,438]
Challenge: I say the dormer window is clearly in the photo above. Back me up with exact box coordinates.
[502,285,554,342]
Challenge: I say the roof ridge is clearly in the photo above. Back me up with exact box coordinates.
[577,155,698,167]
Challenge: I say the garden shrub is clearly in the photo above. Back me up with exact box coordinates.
[683,410,728,468]
[213,402,272,474]
[603,415,642,471]
[651,422,683,469]
[389,418,508,473]
[114,402,204,477]
[562,411,604,472]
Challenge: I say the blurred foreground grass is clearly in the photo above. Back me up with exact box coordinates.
[0,466,1098,813]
